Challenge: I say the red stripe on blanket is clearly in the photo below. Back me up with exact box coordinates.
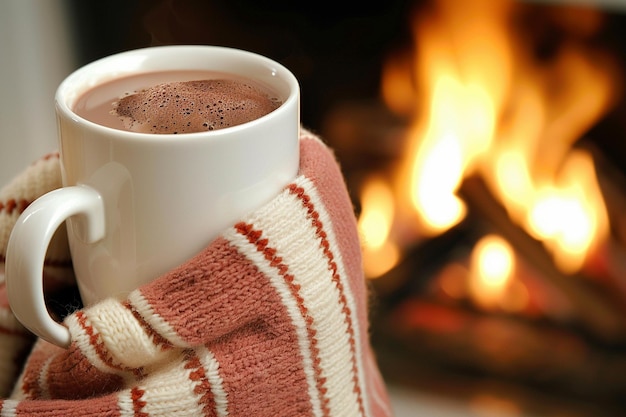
[299,135,395,414]
[287,184,366,416]
[19,343,49,399]
[184,350,217,416]
[298,135,368,335]
[75,311,145,379]
[138,237,314,416]
[122,301,173,351]
[235,222,331,416]
[14,394,121,416]
[40,341,125,400]
[130,386,149,417]
[0,199,30,215]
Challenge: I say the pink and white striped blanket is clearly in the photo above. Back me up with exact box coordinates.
[0,130,392,416]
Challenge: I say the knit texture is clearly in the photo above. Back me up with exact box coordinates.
[0,130,392,416]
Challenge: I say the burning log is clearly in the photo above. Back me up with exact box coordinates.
[460,174,626,343]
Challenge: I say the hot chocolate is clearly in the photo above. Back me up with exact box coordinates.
[73,70,282,134]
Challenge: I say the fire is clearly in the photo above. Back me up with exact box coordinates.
[469,234,516,310]
[526,150,609,273]
[365,0,620,278]
[405,75,495,233]
[358,175,400,278]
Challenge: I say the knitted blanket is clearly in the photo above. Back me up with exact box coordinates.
[0,130,392,416]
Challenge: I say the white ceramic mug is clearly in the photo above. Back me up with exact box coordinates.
[5,45,300,348]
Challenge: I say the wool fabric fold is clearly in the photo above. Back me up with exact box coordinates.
[0,130,392,417]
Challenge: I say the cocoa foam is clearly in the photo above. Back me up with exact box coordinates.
[112,79,280,134]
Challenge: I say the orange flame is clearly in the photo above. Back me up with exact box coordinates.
[369,0,619,277]
[385,0,509,234]
[358,175,400,278]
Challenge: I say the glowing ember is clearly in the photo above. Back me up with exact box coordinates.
[469,235,515,309]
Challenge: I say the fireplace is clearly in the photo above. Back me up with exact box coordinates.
[67,0,626,414]
[320,0,626,415]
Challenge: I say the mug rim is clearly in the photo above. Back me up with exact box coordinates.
[55,45,300,142]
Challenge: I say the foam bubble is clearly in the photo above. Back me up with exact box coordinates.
[112,79,280,134]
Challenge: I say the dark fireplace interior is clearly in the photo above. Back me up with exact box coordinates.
[67,0,626,415]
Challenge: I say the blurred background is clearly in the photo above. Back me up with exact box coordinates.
[3,0,626,415]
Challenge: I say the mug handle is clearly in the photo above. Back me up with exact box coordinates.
[5,185,105,347]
